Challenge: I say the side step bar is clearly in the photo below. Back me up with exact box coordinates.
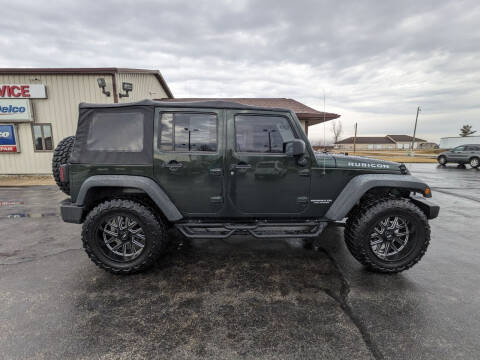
[175,221,327,239]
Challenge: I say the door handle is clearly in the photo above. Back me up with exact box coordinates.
[165,161,183,169]
[231,163,251,170]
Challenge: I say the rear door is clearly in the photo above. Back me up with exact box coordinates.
[225,110,311,216]
[153,107,225,216]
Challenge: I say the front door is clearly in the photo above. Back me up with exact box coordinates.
[153,108,225,216]
[226,110,311,216]
[449,146,466,162]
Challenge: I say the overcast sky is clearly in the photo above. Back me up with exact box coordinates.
[1,0,479,143]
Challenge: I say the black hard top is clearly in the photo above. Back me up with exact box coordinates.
[79,99,291,113]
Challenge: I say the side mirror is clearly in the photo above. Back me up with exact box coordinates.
[284,139,306,157]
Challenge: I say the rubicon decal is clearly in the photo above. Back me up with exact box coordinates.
[348,162,390,169]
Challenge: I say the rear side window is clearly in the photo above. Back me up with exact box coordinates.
[69,106,154,165]
[87,111,144,152]
[158,112,217,152]
[235,115,295,153]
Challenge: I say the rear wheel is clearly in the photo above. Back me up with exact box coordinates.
[52,136,75,195]
[470,157,479,168]
[82,199,167,274]
[437,155,447,166]
[345,198,430,273]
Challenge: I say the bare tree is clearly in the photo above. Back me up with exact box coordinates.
[331,120,343,144]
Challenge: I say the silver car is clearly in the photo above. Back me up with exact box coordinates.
[437,144,480,168]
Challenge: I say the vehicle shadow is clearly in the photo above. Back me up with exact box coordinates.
[69,234,379,359]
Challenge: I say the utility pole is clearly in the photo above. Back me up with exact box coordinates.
[410,106,421,156]
[353,122,358,155]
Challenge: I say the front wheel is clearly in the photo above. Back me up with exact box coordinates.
[470,157,479,168]
[345,198,430,273]
[82,199,167,274]
[437,155,447,166]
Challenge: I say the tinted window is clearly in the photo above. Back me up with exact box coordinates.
[454,146,465,151]
[159,112,217,152]
[466,145,479,151]
[235,115,295,153]
[87,111,144,152]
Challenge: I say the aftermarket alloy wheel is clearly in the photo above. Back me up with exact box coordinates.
[470,157,480,168]
[52,136,75,195]
[345,198,430,273]
[437,155,447,166]
[82,199,167,274]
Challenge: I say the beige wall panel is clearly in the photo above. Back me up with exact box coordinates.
[0,74,114,174]
[116,73,168,102]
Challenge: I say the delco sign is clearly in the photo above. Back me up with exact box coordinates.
[0,84,47,99]
[0,124,19,152]
[0,99,33,122]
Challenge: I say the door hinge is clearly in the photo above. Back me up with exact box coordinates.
[209,168,223,176]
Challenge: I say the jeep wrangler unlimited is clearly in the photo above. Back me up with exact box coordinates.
[53,100,439,274]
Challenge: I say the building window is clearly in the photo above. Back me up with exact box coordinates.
[32,124,54,151]
[235,115,295,153]
[158,112,217,152]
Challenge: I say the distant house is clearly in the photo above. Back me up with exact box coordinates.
[158,98,340,136]
[334,135,427,151]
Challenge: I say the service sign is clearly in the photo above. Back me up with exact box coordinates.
[0,84,46,99]
[0,124,19,152]
[0,99,33,122]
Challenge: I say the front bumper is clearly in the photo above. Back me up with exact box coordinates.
[60,199,84,223]
[410,196,440,219]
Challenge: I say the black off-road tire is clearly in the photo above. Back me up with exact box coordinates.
[82,199,167,274]
[345,198,430,273]
[437,155,447,166]
[52,136,75,195]
[469,157,480,168]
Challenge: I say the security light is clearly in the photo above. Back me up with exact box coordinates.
[96,78,110,97]
[119,82,133,98]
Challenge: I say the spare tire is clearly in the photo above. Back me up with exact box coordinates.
[52,136,75,195]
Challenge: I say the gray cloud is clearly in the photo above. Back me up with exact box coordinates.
[1,0,479,142]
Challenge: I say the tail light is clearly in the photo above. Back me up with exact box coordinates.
[60,164,69,182]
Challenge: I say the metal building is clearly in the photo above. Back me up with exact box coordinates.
[0,68,173,174]
[439,136,480,149]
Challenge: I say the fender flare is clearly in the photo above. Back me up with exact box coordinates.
[324,174,429,221]
[75,175,183,221]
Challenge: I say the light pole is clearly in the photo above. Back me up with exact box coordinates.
[410,106,421,156]
[353,122,358,155]
[184,127,199,151]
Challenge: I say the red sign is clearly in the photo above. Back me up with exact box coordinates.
[0,84,46,99]
[0,145,17,152]
[0,85,30,98]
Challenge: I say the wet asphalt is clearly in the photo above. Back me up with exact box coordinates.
[0,163,479,360]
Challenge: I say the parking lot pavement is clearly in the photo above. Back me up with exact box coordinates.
[0,163,479,359]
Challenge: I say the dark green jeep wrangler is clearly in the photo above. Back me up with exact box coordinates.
[53,100,439,274]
